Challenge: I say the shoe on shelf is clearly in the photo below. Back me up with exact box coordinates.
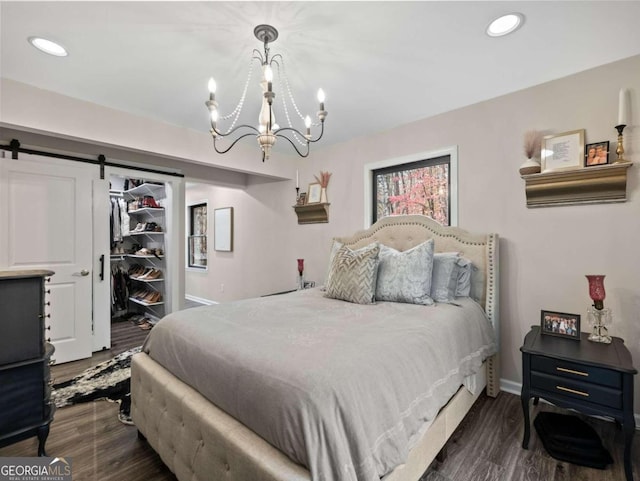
[142,196,160,208]
[135,248,153,256]
[146,269,163,280]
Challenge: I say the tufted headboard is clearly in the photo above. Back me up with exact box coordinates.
[335,215,499,337]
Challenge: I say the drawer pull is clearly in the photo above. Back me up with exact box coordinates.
[556,385,589,397]
[556,367,589,377]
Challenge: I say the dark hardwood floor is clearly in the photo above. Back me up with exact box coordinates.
[1,322,637,481]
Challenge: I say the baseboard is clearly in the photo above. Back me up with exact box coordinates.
[185,294,218,306]
[500,378,640,430]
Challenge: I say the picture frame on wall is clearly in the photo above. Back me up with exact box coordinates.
[585,141,610,167]
[307,182,322,204]
[214,207,233,252]
[541,129,585,173]
[540,310,581,340]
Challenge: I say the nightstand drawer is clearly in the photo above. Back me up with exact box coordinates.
[531,355,621,389]
[531,371,622,409]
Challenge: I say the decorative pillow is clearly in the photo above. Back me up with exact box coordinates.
[325,243,380,304]
[375,240,435,305]
[455,257,473,297]
[324,240,343,285]
[431,253,461,303]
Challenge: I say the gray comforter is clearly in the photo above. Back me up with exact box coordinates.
[143,288,496,481]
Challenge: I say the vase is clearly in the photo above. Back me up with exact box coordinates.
[519,158,541,175]
[320,187,328,203]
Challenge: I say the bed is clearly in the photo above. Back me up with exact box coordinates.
[131,214,500,481]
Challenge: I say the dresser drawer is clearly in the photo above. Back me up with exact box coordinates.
[531,371,622,409]
[0,362,46,431]
[531,355,621,389]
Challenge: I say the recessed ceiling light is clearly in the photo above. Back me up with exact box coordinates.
[28,37,68,57]
[486,13,524,37]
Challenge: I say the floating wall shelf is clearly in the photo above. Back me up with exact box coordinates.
[521,162,633,207]
[293,203,330,224]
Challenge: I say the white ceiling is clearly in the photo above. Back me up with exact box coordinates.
[2,1,640,150]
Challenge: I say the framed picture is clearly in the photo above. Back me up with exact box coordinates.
[540,310,581,340]
[214,207,233,252]
[307,182,322,204]
[585,141,610,167]
[297,192,307,205]
[541,129,585,173]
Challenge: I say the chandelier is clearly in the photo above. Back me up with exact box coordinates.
[205,24,328,162]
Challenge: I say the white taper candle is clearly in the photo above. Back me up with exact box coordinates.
[618,88,629,126]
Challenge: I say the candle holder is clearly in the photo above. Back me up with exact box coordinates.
[297,259,305,290]
[296,187,300,204]
[614,124,628,163]
[585,275,612,343]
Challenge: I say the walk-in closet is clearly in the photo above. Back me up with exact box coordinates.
[109,174,174,331]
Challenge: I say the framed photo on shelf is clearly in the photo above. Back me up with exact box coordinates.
[585,141,609,167]
[540,310,581,340]
[297,192,307,205]
[541,129,585,173]
[307,182,322,204]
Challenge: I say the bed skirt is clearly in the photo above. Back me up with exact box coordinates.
[131,352,492,481]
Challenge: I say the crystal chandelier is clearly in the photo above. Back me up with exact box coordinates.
[205,25,328,162]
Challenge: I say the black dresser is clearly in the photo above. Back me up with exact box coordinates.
[0,269,55,456]
[521,326,637,481]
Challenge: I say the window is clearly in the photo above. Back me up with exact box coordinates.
[188,203,207,269]
[365,147,457,226]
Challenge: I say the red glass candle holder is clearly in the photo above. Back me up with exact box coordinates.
[586,275,605,310]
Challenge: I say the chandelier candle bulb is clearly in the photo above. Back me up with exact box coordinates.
[265,66,273,93]
[208,77,216,101]
[617,88,629,126]
[305,115,311,138]
[317,88,326,111]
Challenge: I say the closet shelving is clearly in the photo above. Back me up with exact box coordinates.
[115,179,168,322]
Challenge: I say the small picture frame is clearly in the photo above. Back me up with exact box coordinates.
[307,183,322,204]
[297,192,307,205]
[585,141,610,167]
[541,129,585,173]
[540,310,581,340]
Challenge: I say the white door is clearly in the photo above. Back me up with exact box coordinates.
[0,153,94,363]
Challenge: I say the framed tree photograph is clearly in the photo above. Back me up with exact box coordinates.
[541,129,585,173]
[540,310,581,340]
[585,141,609,167]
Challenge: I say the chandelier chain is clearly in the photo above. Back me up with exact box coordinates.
[276,59,321,128]
[273,62,306,146]
[217,58,257,134]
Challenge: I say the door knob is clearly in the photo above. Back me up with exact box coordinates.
[80,269,90,276]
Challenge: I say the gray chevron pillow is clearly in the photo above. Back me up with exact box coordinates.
[325,243,380,304]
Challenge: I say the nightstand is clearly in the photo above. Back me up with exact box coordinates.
[521,326,637,481]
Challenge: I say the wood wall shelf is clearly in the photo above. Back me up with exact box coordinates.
[521,162,633,207]
[293,203,330,224]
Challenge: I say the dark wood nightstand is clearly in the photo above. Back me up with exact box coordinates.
[521,326,637,481]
